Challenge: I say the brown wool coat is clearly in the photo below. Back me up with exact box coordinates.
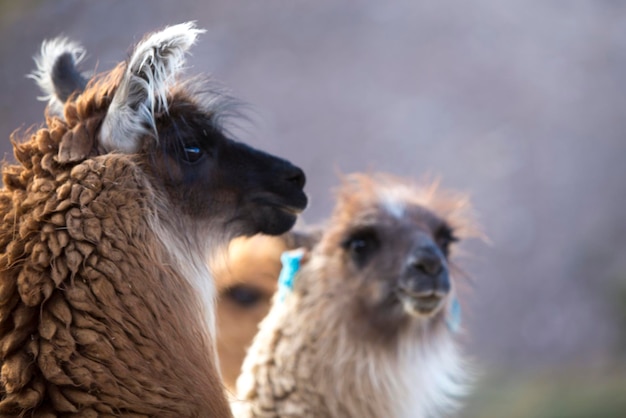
[0,102,229,416]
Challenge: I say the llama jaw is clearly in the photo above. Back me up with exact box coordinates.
[248,199,307,236]
[244,189,308,236]
[269,204,305,233]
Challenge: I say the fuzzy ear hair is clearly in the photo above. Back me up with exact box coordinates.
[99,22,205,153]
[28,37,88,118]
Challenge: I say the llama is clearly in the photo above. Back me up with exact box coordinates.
[213,232,314,391]
[233,173,477,418]
[0,23,307,416]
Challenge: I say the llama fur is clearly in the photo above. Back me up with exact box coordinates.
[233,173,477,418]
[28,37,87,117]
[0,23,306,417]
[213,232,315,391]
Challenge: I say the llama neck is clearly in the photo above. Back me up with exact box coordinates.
[0,153,231,416]
[311,314,468,418]
[237,276,468,418]
[381,330,468,418]
[151,214,218,346]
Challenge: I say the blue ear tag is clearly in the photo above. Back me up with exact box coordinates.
[446,296,462,334]
[277,249,305,302]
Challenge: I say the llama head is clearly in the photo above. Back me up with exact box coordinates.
[29,22,307,242]
[215,234,289,388]
[310,173,476,341]
[214,231,316,388]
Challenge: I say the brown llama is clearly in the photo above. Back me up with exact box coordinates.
[233,173,477,418]
[0,22,307,417]
[212,232,315,391]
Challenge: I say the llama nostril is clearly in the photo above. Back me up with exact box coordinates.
[412,254,442,277]
[285,166,306,189]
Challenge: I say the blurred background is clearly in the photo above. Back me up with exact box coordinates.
[1,1,625,416]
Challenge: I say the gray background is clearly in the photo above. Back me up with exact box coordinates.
[2,1,625,415]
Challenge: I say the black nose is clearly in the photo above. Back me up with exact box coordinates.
[283,165,306,190]
[401,245,450,296]
[411,251,443,277]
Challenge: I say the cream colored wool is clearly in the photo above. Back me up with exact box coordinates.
[233,174,478,418]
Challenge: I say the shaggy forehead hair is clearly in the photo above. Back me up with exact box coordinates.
[328,173,477,241]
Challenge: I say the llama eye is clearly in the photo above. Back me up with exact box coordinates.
[343,229,379,266]
[436,226,458,256]
[348,239,368,254]
[223,285,263,308]
[182,146,205,164]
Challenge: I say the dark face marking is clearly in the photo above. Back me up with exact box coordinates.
[144,98,307,238]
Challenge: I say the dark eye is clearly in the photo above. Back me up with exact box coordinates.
[348,239,368,254]
[182,145,205,164]
[342,229,379,267]
[223,285,263,308]
[436,225,458,256]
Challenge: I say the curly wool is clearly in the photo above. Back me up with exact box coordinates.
[0,76,225,417]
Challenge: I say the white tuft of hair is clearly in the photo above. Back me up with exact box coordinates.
[393,332,470,418]
[28,37,86,117]
[99,21,205,154]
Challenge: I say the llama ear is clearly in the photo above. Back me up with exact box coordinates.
[28,37,88,118]
[99,22,205,153]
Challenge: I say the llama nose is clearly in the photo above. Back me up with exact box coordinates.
[411,250,443,277]
[283,165,306,189]
[402,245,450,296]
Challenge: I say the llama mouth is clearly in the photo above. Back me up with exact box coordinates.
[264,194,308,217]
[253,191,308,215]
[277,205,305,216]
[397,292,444,317]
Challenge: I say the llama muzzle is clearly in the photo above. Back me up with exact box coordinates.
[397,242,450,316]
